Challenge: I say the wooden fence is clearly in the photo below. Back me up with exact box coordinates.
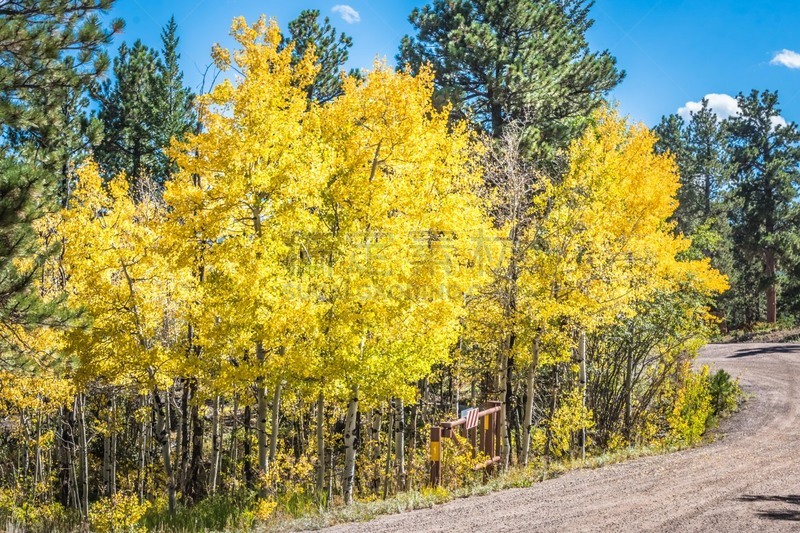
[429,401,502,486]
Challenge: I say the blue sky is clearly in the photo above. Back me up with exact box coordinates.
[105,1,800,126]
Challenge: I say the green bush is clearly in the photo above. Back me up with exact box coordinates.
[708,369,742,416]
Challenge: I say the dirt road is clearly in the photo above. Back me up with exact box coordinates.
[323,343,800,532]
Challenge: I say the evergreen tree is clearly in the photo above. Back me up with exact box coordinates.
[0,0,120,360]
[284,9,355,103]
[0,158,71,361]
[96,18,194,187]
[654,101,729,235]
[654,114,691,226]
[686,103,728,220]
[725,90,800,324]
[398,0,623,155]
[155,16,195,177]
[654,102,740,326]
[0,0,122,130]
[95,40,161,185]
[8,85,103,206]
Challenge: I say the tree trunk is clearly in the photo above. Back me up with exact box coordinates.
[369,406,383,493]
[766,248,777,323]
[342,386,359,505]
[315,392,325,497]
[209,395,221,495]
[110,398,117,496]
[411,401,419,481]
[229,395,239,482]
[139,396,147,503]
[269,382,282,464]
[102,399,111,497]
[188,380,206,502]
[578,331,587,462]
[243,404,254,489]
[499,332,515,469]
[382,402,394,500]
[177,378,190,494]
[521,341,539,466]
[76,394,89,518]
[395,398,406,491]
[102,397,117,497]
[34,408,42,489]
[57,406,73,507]
[152,387,176,514]
[255,341,269,488]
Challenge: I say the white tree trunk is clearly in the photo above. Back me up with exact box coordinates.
[255,341,269,488]
[152,387,176,514]
[76,394,89,518]
[316,392,325,496]
[578,331,587,461]
[269,382,282,464]
[521,341,539,466]
[395,398,406,490]
[209,395,221,494]
[342,386,359,505]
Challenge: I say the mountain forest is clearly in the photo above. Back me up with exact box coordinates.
[0,1,796,531]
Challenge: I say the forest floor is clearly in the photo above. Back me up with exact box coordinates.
[314,343,800,532]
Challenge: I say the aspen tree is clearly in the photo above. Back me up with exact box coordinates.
[316,63,492,502]
[166,16,328,489]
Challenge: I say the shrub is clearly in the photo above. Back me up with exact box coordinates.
[708,369,741,416]
[668,365,712,445]
[88,493,149,533]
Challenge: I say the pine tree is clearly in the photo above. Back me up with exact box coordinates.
[0,158,70,361]
[8,86,103,206]
[0,0,120,361]
[725,90,800,323]
[155,16,195,177]
[284,9,355,103]
[653,102,737,327]
[655,101,728,236]
[95,40,161,186]
[96,18,194,187]
[398,0,623,155]
[0,1,123,129]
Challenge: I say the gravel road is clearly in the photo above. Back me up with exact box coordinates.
[322,343,800,532]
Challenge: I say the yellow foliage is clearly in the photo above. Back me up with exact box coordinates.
[0,370,73,415]
[252,499,278,521]
[440,432,489,489]
[311,61,493,405]
[58,163,183,391]
[517,107,727,362]
[668,364,712,445]
[544,388,594,458]
[88,493,149,533]
[165,15,327,396]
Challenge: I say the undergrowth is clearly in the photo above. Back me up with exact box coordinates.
[2,370,744,533]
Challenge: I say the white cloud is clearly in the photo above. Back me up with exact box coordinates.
[771,49,800,69]
[332,5,360,24]
[771,115,788,129]
[678,93,740,121]
[677,93,788,130]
